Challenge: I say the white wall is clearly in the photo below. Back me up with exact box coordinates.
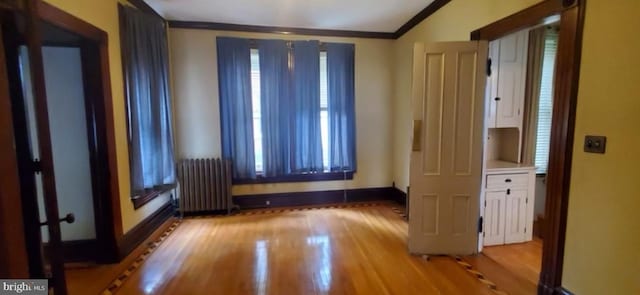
[169,29,395,195]
[30,47,96,241]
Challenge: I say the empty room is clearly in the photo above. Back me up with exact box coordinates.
[0,0,638,295]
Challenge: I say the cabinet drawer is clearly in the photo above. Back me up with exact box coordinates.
[486,173,528,190]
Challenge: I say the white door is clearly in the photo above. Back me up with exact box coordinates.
[504,189,528,243]
[494,30,528,128]
[408,41,488,255]
[483,191,506,246]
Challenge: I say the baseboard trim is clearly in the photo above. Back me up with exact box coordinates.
[117,201,175,259]
[556,287,574,295]
[44,239,97,262]
[233,187,398,210]
[390,187,407,206]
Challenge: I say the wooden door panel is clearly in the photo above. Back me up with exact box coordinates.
[505,189,528,244]
[409,41,487,255]
[484,191,505,246]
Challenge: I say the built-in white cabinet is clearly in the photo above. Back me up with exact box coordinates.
[483,163,535,246]
[486,29,529,129]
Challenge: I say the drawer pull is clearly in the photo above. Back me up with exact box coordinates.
[505,179,512,183]
[507,189,511,195]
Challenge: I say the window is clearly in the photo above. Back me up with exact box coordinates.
[218,38,355,182]
[534,29,559,174]
[319,51,330,171]
[250,50,331,173]
[119,5,176,207]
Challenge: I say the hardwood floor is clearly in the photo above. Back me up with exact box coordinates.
[460,239,542,295]
[482,239,543,286]
[67,203,528,294]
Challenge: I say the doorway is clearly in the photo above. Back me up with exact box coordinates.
[1,1,120,293]
[479,21,559,286]
[407,0,584,293]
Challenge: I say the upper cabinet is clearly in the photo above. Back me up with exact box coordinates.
[486,30,529,129]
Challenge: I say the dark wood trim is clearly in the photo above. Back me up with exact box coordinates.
[233,187,395,210]
[470,1,585,294]
[233,171,355,185]
[393,0,451,38]
[2,12,47,278]
[79,41,121,263]
[43,239,97,263]
[118,200,175,259]
[29,0,123,262]
[390,186,407,206]
[36,1,106,42]
[127,0,164,20]
[555,287,574,295]
[168,20,396,39]
[24,1,67,291]
[540,1,585,294]
[470,0,566,41]
[0,20,30,279]
[132,184,176,210]
[167,0,452,40]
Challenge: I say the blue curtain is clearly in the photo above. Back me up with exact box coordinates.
[291,41,323,173]
[120,5,176,192]
[217,37,256,179]
[326,43,356,171]
[258,40,291,177]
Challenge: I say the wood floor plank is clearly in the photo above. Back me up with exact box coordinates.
[482,239,542,286]
[68,203,521,294]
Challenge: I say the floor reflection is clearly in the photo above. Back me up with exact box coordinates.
[306,235,332,293]
[255,240,268,295]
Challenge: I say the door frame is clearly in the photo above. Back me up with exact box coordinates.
[470,0,585,294]
[2,0,123,268]
[34,0,124,263]
[0,20,30,279]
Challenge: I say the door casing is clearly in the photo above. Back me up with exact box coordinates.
[471,0,586,294]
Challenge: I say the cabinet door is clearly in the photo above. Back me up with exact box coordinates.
[483,191,506,246]
[495,30,528,128]
[486,41,499,128]
[504,189,528,243]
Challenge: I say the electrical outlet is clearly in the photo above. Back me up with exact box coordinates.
[584,135,606,154]
[266,200,270,206]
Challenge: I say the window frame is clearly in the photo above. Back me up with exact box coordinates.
[118,6,176,209]
[234,44,356,184]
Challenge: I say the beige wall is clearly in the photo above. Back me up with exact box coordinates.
[562,0,640,293]
[43,0,169,233]
[392,0,542,192]
[169,29,394,195]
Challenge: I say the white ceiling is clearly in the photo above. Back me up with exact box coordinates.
[144,0,435,33]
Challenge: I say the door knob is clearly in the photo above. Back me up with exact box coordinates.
[40,213,75,226]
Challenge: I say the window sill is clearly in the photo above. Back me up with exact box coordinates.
[131,183,176,210]
[233,171,354,185]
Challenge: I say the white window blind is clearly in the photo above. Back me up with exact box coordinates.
[534,29,559,174]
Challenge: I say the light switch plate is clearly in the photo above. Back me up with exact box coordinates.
[584,135,606,154]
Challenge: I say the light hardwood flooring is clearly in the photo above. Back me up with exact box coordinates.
[67,203,534,294]
[463,238,543,295]
[482,238,543,286]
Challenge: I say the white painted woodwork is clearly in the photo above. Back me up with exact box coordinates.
[486,29,529,129]
[408,41,488,255]
[482,165,536,246]
[504,189,528,243]
[483,191,506,246]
